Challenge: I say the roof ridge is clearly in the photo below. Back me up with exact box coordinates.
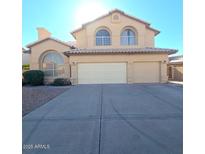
[71,9,159,36]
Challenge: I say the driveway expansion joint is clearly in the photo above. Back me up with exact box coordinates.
[139,85,182,112]
[110,100,174,153]
[98,84,103,154]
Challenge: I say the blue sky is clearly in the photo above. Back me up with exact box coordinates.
[23,0,182,55]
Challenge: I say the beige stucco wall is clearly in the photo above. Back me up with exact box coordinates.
[75,29,87,48]
[29,39,71,83]
[69,53,168,84]
[174,66,183,81]
[73,12,155,48]
[145,29,155,47]
[168,64,183,81]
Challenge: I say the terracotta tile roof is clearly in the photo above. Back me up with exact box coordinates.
[64,47,177,56]
[71,9,160,37]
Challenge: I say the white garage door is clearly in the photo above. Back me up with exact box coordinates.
[133,62,160,83]
[78,63,127,84]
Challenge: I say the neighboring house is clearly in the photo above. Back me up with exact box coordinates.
[168,55,183,81]
[22,48,30,65]
[25,9,177,84]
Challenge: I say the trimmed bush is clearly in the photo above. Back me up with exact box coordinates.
[23,70,44,86]
[52,78,71,86]
[22,78,28,86]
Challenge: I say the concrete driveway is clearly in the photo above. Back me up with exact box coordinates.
[23,84,183,154]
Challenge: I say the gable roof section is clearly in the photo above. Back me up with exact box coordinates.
[71,9,160,37]
[26,37,72,48]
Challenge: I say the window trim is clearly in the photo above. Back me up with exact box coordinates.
[120,27,137,46]
[40,51,65,78]
[95,28,111,46]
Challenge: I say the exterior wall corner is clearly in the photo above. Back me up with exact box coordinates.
[160,62,168,83]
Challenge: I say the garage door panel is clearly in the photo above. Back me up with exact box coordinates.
[133,62,160,83]
[78,63,127,84]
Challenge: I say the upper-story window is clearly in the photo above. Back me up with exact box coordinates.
[121,29,136,45]
[96,29,111,46]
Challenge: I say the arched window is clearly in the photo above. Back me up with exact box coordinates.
[41,51,64,77]
[96,29,111,46]
[121,29,136,45]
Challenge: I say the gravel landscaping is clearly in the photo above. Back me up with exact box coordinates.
[22,86,70,116]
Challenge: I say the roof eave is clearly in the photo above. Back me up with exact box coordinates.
[63,50,177,56]
[169,61,183,65]
[23,49,31,54]
[146,26,160,36]
[26,37,72,48]
[168,50,178,55]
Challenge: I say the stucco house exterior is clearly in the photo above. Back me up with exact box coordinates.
[25,9,177,84]
[168,55,183,81]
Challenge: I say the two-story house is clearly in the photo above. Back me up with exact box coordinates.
[25,9,177,84]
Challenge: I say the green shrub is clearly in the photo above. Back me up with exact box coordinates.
[52,78,71,86]
[23,70,44,86]
[22,78,28,86]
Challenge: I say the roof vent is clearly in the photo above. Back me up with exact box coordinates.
[113,14,119,20]
[111,13,121,23]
